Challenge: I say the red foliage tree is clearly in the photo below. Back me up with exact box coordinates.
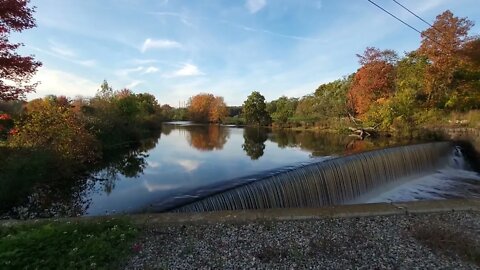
[0,0,42,101]
[347,47,397,115]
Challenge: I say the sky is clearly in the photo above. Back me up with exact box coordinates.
[12,0,480,107]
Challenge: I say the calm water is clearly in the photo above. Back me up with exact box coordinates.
[9,122,477,218]
[84,122,413,216]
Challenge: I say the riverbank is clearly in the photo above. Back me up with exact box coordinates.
[126,210,480,269]
[2,200,480,269]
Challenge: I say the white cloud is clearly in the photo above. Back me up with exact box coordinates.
[143,66,160,74]
[27,67,98,99]
[176,159,201,172]
[141,38,181,52]
[77,59,97,67]
[117,66,144,76]
[131,58,158,65]
[166,64,203,78]
[49,40,76,58]
[246,0,267,14]
[126,80,143,88]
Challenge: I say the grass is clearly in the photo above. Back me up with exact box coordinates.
[0,218,138,269]
[411,224,480,266]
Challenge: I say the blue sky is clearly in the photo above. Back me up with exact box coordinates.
[12,0,480,106]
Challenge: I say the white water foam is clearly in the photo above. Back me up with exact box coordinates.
[365,146,480,203]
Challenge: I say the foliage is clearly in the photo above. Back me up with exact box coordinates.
[0,147,66,213]
[83,84,165,148]
[242,91,271,126]
[172,107,188,121]
[188,93,228,123]
[0,0,42,101]
[418,10,474,108]
[267,96,298,125]
[9,98,99,163]
[348,47,397,116]
[0,219,138,269]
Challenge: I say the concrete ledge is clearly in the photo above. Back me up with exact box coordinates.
[2,199,479,227]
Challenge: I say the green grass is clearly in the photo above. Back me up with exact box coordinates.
[0,218,138,269]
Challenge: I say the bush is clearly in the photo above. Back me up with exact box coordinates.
[0,219,138,269]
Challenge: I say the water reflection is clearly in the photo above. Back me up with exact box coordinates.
[4,122,450,218]
[242,127,269,160]
[95,133,161,193]
[186,125,230,151]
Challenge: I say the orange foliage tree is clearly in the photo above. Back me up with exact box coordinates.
[188,93,228,123]
[347,47,398,116]
[418,10,474,107]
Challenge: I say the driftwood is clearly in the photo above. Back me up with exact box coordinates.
[348,127,371,140]
[346,113,380,140]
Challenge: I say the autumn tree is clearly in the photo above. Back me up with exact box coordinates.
[347,47,398,116]
[418,10,474,107]
[242,91,271,126]
[9,98,99,163]
[187,93,227,123]
[209,96,228,123]
[0,0,42,101]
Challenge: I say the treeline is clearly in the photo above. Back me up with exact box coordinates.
[0,81,171,214]
[183,10,480,133]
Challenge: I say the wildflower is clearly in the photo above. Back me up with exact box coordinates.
[0,114,11,120]
[8,127,18,135]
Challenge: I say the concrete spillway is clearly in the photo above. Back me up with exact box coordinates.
[163,142,473,213]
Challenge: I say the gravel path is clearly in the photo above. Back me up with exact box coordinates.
[125,211,480,269]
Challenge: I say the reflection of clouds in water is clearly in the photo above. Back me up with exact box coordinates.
[176,159,201,172]
[143,181,177,192]
[147,161,161,168]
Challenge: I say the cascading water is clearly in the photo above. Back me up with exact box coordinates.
[160,142,480,213]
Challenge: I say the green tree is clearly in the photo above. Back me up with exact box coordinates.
[267,96,298,125]
[242,91,271,126]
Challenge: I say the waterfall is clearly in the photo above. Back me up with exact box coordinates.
[169,142,456,213]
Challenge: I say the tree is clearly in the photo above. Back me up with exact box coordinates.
[313,75,353,118]
[348,47,397,116]
[0,0,42,101]
[96,80,114,99]
[267,96,298,125]
[9,98,99,163]
[242,91,271,126]
[418,10,474,107]
[208,96,228,123]
[187,93,227,123]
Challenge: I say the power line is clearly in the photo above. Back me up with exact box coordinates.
[391,0,442,34]
[366,0,445,48]
[367,0,422,35]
